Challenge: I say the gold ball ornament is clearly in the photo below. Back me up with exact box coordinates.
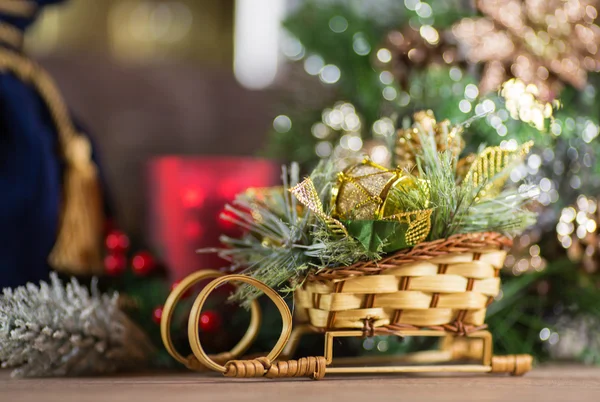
[332,159,414,220]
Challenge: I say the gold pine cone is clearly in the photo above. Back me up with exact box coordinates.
[395,110,464,170]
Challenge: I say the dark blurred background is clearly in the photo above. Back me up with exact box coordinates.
[27,0,286,237]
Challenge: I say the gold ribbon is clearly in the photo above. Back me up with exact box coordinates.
[290,178,348,237]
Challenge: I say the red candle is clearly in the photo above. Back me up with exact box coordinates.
[146,156,278,280]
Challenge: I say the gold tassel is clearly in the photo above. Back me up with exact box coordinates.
[0,49,106,276]
[48,135,105,275]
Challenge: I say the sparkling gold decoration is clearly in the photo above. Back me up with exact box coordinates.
[557,195,600,273]
[395,110,465,171]
[461,140,534,199]
[290,178,348,237]
[385,209,434,246]
[452,0,600,101]
[332,159,403,220]
[500,78,557,131]
[382,27,457,87]
[331,159,431,235]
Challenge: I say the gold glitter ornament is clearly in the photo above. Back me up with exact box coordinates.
[392,209,433,246]
[331,159,429,221]
[395,110,465,171]
[289,178,348,237]
[332,159,400,220]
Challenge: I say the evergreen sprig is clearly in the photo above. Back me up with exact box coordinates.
[457,186,539,236]
[412,127,537,240]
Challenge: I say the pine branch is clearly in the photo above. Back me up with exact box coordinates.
[305,222,382,268]
[413,127,537,240]
[415,132,468,239]
[0,273,154,377]
[457,186,539,236]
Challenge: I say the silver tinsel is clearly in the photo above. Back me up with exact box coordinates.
[0,273,154,377]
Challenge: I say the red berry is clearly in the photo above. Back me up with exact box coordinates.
[104,254,127,276]
[105,230,130,253]
[152,306,164,325]
[131,251,156,276]
[199,310,221,333]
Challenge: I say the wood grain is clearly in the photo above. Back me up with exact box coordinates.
[2,366,599,402]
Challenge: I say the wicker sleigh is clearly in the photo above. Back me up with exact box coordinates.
[162,232,533,380]
[295,232,510,334]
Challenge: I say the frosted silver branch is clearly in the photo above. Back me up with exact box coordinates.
[0,273,154,377]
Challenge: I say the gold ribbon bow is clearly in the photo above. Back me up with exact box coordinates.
[289,178,349,238]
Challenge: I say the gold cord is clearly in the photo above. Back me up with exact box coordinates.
[0,22,23,48]
[0,48,105,275]
[0,0,37,17]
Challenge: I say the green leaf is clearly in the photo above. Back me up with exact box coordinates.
[344,220,411,253]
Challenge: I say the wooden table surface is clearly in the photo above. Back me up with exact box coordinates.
[2,366,599,402]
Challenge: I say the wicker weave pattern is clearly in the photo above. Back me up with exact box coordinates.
[295,232,510,331]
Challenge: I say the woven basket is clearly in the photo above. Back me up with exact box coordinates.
[294,232,511,334]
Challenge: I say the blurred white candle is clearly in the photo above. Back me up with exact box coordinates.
[234,0,286,90]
